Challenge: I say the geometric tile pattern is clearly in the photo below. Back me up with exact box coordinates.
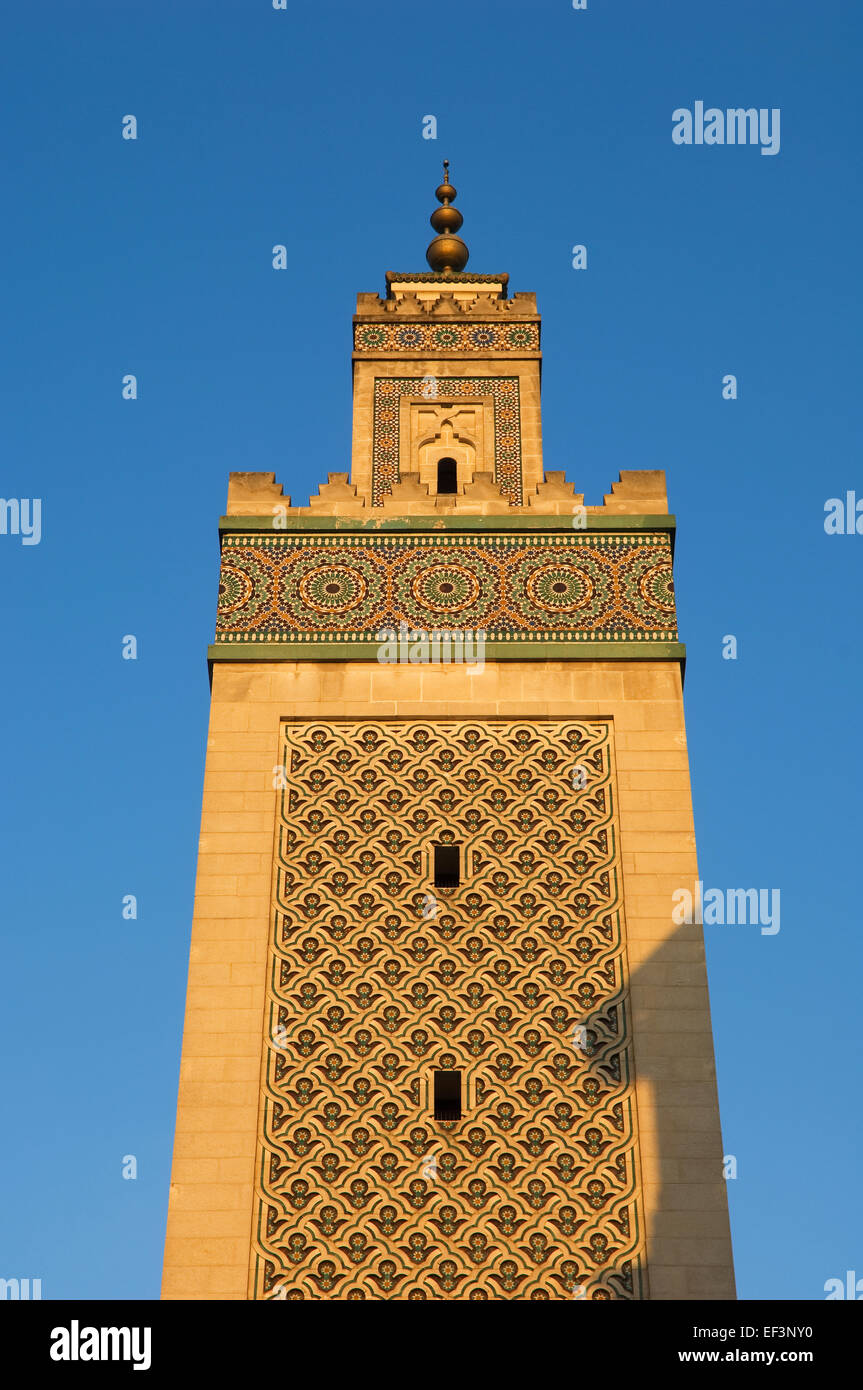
[215,533,677,645]
[251,719,647,1299]
[355,322,539,355]
[372,377,523,505]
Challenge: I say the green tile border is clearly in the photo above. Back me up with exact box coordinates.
[208,640,686,664]
[219,513,676,537]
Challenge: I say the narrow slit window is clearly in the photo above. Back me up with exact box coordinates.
[434,1069,462,1121]
[434,843,460,888]
[437,457,458,494]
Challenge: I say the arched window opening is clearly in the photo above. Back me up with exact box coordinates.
[437,457,458,494]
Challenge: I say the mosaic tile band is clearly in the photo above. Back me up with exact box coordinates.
[355,322,539,355]
[215,533,677,644]
[373,377,522,506]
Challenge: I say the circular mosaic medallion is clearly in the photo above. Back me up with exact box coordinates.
[355,325,385,349]
[469,326,497,348]
[524,561,595,613]
[396,326,424,349]
[278,550,386,631]
[615,547,676,629]
[432,325,460,350]
[637,559,675,616]
[215,548,279,635]
[393,549,500,627]
[410,563,481,613]
[298,563,368,615]
[507,548,614,629]
[218,563,254,616]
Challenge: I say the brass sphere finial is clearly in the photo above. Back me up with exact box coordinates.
[426,159,469,273]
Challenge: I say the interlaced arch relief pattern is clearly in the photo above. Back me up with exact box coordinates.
[251,719,647,1300]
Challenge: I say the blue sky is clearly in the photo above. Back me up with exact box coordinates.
[0,0,860,1300]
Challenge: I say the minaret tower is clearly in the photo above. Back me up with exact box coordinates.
[162,166,735,1301]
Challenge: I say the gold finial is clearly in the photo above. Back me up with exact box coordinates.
[426,158,469,273]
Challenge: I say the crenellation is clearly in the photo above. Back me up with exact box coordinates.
[225,471,292,517]
[603,469,669,514]
[222,466,670,521]
[454,469,511,513]
[305,471,365,514]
